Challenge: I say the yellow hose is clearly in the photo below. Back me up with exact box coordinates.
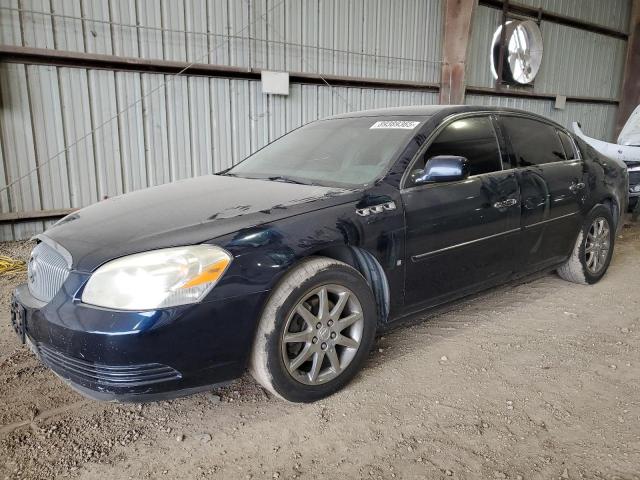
[0,255,27,274]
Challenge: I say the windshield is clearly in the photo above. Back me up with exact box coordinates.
[226,116,425,187]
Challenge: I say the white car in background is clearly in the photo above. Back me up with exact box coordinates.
[572,105,640,210]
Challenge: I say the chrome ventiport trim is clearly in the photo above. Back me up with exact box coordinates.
[356,201,396,217]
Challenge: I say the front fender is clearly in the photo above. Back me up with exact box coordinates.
[203,187,406,314]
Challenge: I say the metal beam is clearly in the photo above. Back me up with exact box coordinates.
[439,0,478,104]
[0,208,76,223]
[466,86,619,105]
[0,45,440,92]
[616,0,640,136]
[479,0,629,40]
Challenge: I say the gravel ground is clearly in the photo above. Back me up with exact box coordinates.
[1,220,639,480]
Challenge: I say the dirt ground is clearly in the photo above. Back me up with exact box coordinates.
[1,220,639,480]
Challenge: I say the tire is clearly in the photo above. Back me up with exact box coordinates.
[250,257,377,403]
[557,204,615,285]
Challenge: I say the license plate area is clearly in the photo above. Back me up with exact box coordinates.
[10,295,26,344]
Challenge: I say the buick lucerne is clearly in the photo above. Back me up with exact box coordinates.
[11,106,628,403]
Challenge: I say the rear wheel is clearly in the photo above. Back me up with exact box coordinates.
[250,257,377,402]
[557,205,615,284]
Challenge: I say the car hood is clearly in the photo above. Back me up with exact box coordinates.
[45,175,356,271]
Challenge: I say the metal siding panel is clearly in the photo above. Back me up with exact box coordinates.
[230,79,251,163]
[0,0,21,45]
[347,0,364,78]
[81,0,113,55]
[88,69,123,198]
[426,0,444,83]
[251,0,268,70]
[109,0,139,57]
[517,0,631,33]
[401,0,419,81]
[467,5,500,89]
[268,91,286,142]
[184,0,209,63]
[115,72,147,191]
[285,0,303,72]
[467,6,626,100]
[386,0,404,81]
[267,0,286,71]
[21,0,55,49]
[162,0,187,62]
[318,0,335,76]
[58,67,98,207]
[333,0,349,77]
[228,0,250,68]
[317,85,333,120]
[137,0,164,60]
[188,76,213,176]
[286,83,303,131]
[210,78,233,172]
[208,0,230,66]
[375,0,390,79]
[301,84,319,124]
[0,128,14,241]
[301,0,319,74]
[535,22,626,99]
[165,75,192,180]
[26,65,71,209]
[0,63,41,213]
[141,73,171,186]
[361,0,377,79]
[249,80,269,153]
[50,0,84,52]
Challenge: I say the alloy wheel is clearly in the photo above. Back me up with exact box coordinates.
[281,284,364,385]
[585,216,610,274]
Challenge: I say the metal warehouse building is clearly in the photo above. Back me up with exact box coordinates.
[0,0,636,240]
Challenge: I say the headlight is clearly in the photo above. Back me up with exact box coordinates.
[82,245,232,310]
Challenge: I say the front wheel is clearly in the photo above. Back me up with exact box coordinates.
[250,257,377,403]
[557,205,615,285]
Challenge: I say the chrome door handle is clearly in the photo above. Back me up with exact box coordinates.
[493,198,518,209]
[569,182,585,193]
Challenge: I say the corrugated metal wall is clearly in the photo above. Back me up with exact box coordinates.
[517,0,631,32]
[0,0,444,240]
[0,0,444,82]
[467,5,628,100]
[0,0,631,240]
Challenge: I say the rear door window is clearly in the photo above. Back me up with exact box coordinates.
[501,116,566,166]
[411,116,502,183]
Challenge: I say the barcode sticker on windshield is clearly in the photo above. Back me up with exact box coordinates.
[370,120,420,130]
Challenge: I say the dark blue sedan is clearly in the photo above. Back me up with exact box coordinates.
[11,105,628,402]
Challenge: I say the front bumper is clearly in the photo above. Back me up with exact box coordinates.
[11,277,269,402]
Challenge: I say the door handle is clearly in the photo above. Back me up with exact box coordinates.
[493,198,518,209]
[569,182,585,193]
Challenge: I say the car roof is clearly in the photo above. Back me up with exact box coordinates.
[327,104,565,129]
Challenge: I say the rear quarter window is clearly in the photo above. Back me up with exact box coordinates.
[557,130,579,160]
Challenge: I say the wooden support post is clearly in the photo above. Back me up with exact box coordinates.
[439,0,478,105]
[616,0,640,137]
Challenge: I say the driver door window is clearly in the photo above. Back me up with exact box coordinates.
[409,116,503,186]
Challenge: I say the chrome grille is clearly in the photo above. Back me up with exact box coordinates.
[27,241,71,303]
[629,170,640,186]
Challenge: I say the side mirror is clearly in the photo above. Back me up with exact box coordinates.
[411,155,470,185]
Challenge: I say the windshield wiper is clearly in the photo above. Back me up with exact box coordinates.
[267,175,312,185]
